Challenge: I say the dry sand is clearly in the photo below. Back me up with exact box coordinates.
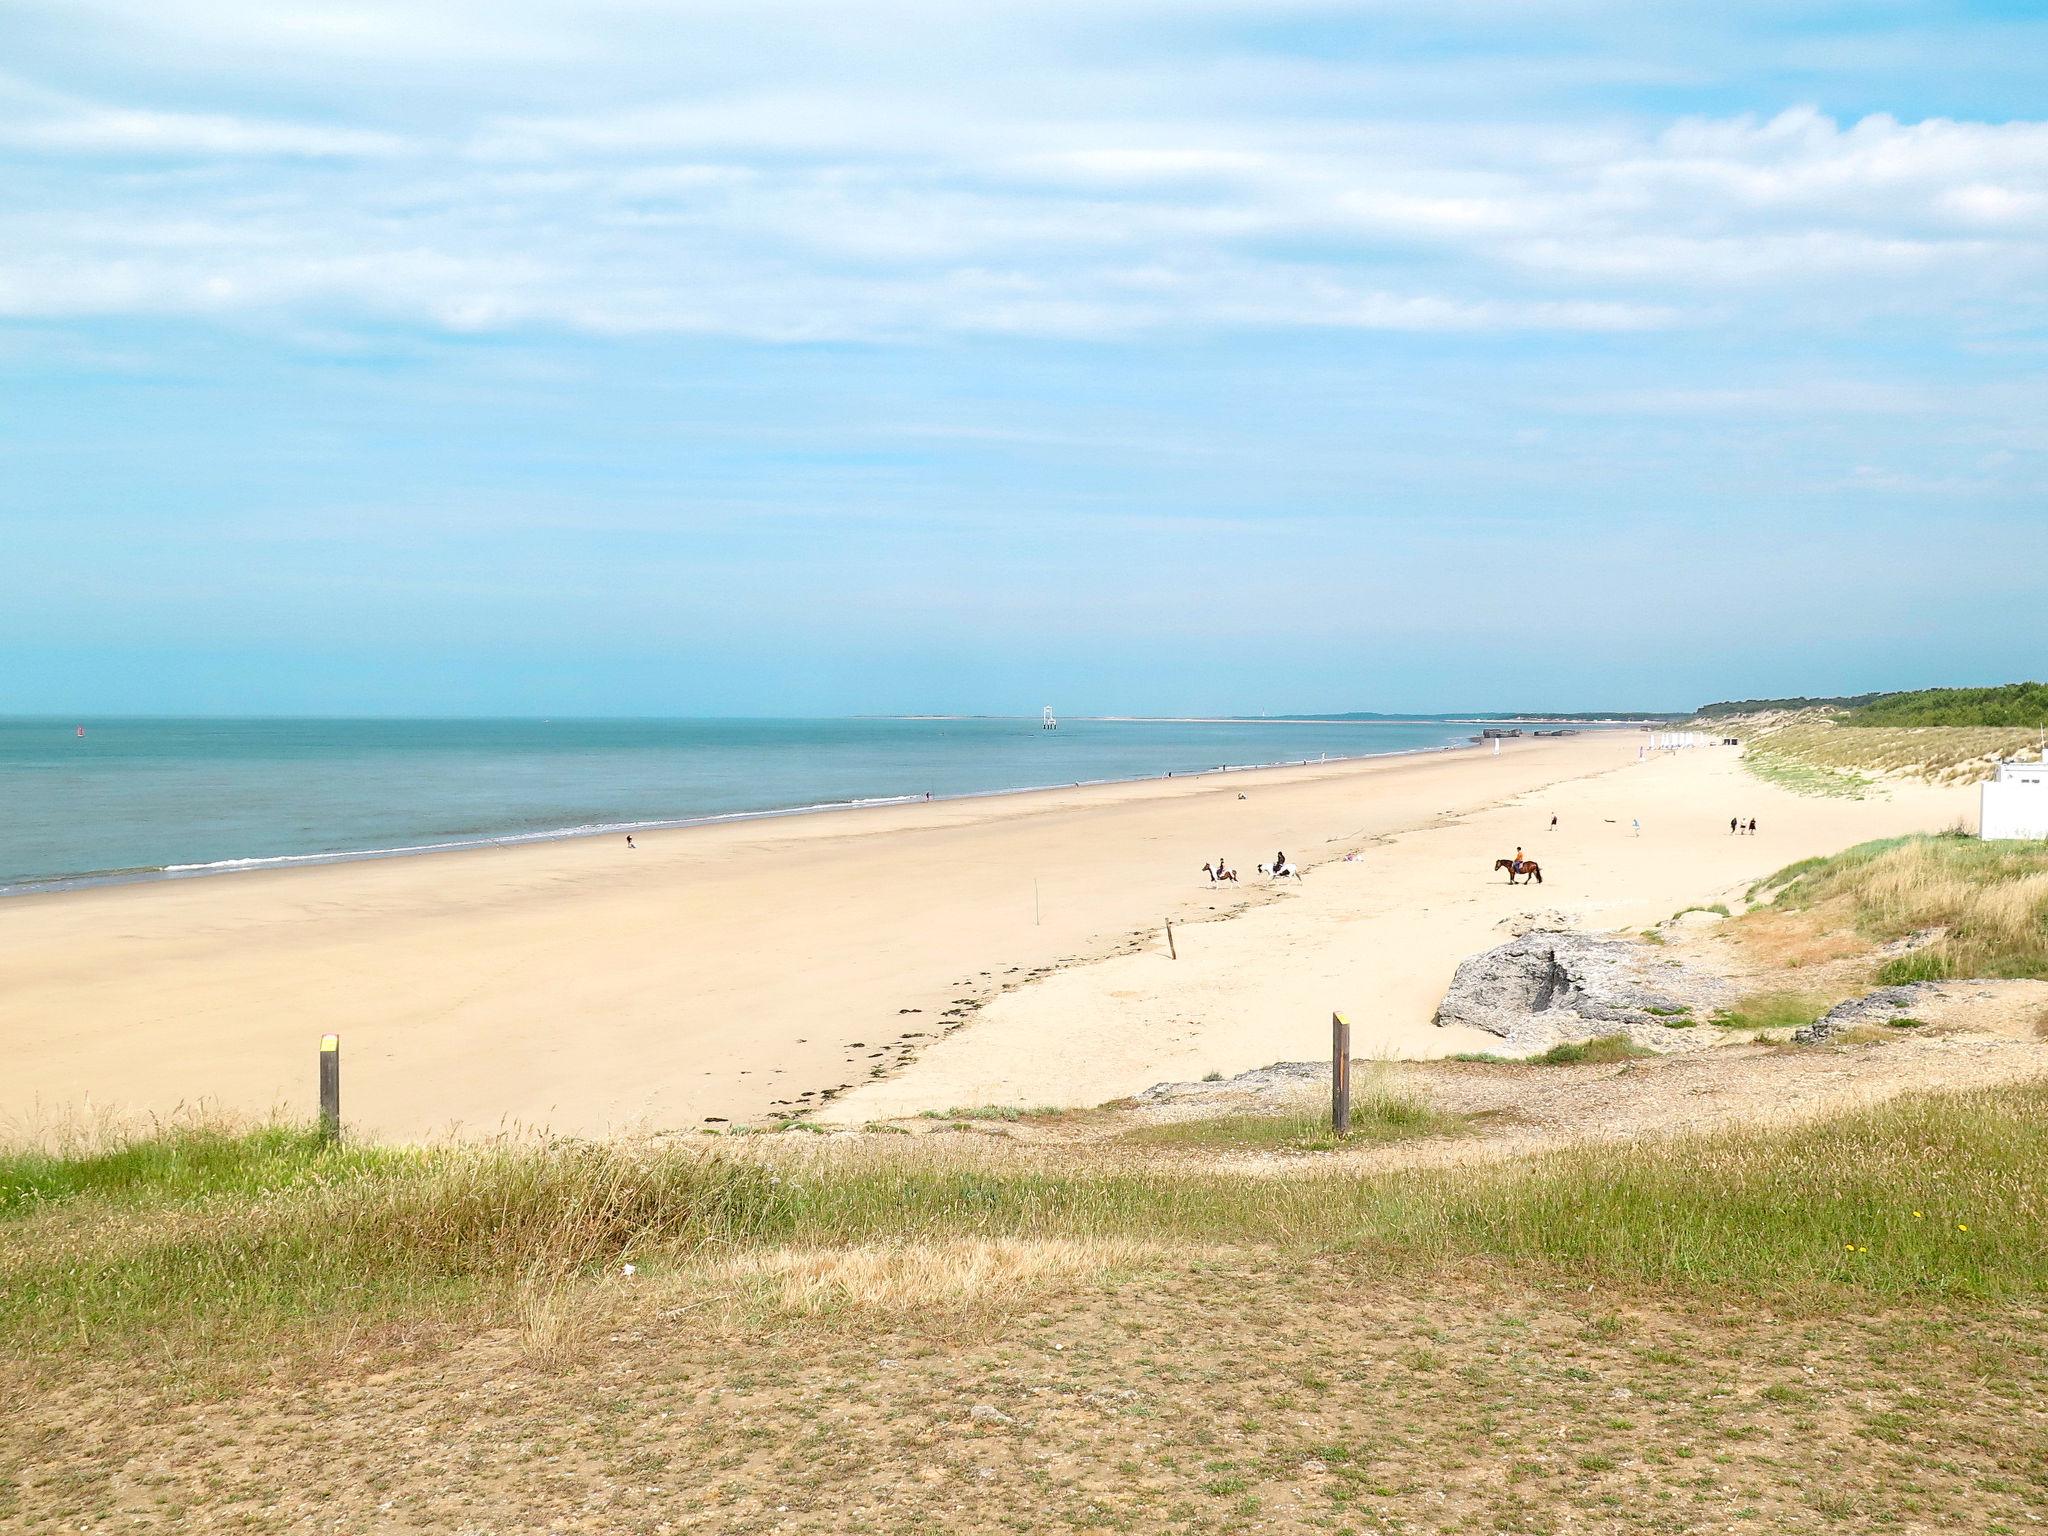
[0,733,1974,1142]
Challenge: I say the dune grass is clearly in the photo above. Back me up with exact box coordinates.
[1742,718,2042,787]
[7,1081,2047,1362]
[1740,739,1874,798]
[1750,832,2048,981]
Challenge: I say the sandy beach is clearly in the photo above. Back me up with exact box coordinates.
[0,733,1974,1141]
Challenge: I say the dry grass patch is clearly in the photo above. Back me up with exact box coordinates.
[710,1237,1153,1316]
[1748,834,2048,983]
[9,1259,2045,1536]
[513,1276,598,1367]
[1742,717,2045,786]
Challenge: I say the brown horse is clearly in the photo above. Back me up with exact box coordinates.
[1495,856,1543,885]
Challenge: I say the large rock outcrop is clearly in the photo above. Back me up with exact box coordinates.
[1432,930,1736,1055]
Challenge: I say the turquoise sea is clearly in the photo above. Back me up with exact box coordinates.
[0,716,1489,893]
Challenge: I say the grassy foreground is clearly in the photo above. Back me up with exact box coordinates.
[7,1087,2048,1533]
[6,1082,2047,1361]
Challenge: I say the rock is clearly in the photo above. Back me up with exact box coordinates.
[1494,908,1581,936]
[1432,930,1736,1056]
[1137,1061,1323,1102]
[968,1404,1014,1424]
[1877,927,1945,957]
[1669,908,1726,930]
[1793,985,1941,1044]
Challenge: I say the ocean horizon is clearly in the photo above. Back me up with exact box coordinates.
[0,714,1564,894]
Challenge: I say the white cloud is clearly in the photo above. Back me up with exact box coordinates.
[0,9,2044,345]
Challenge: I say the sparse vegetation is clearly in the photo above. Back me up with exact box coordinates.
[1739,717,2041,790]
[1528,1034,1655,1064]
[1710,990,1835,1033]
[1751,833,2048,981]
[1114,1088,1458,1153]
[1740,736,1875,797]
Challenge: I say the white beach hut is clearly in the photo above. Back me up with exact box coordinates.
[1980,758,2048,841]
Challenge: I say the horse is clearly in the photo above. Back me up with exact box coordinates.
[1494,856,1542,885]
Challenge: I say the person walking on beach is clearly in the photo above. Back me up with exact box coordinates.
[1550,814,1558,831]
[1631,818,1641,837]
[1749,817,1758,836]
[625,835,636,851]
[1730,816,1738,835]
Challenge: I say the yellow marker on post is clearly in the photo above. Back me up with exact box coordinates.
[318,1033,341,1143]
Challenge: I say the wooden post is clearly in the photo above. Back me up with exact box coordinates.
[1166,920,1177,960]
[1331,1012,1351,1137]
[319,1033,341,1144]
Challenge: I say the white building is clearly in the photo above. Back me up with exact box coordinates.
[1980,758,2048,841]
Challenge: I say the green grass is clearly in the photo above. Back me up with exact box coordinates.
[8,1083,2048,1357]
[1876,949,1954,985]
[1451,1037,1659,1062]
[1115,1091,1458,1153]
[0,1123,413,1218]
[1529,1035,1656,1065]
[1741,744,1873,799]
[1709,991,1835,1032]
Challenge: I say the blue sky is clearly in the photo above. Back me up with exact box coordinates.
[2,1,2044,715]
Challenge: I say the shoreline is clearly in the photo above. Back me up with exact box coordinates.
[4,731,1972,1146]
[0,734,1497,899]
[2,734,1628,1142]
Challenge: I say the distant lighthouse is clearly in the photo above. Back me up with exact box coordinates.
[1042,706,1058,731]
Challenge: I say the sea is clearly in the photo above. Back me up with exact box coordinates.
[0,716,1493,894]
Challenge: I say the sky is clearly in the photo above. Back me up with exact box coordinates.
[2,0,2044,716]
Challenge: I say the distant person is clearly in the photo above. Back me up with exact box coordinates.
[625,835,636,850]
[1632,818,1641,837]
[1730,816,1738,835]
[1749,817,1758,835]
[1549,814,1558,831]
